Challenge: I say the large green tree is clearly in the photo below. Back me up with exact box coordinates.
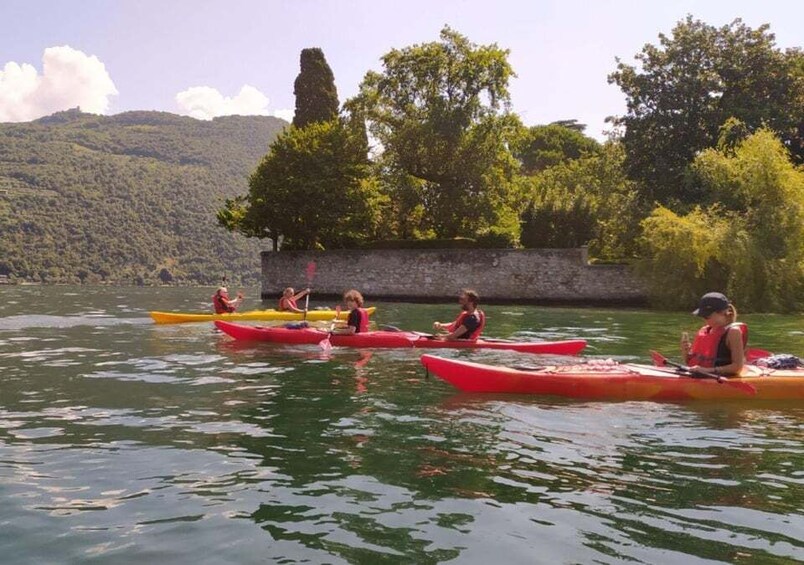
[609,16,804,205]
[220,48,381,250]
[219,120,382,250]
[292,48,339,128]
[350,27,523,240]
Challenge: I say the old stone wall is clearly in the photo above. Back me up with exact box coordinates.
[262,248,646,305]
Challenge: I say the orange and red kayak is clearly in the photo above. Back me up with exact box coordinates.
[215,321,586,354]
[420,354,804,401]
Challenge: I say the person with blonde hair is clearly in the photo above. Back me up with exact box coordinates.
[212,286,244,314]
[682,292,747,376]
[278,287,311,313]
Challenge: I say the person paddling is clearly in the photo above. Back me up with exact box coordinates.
[433,289,485,340]
[332,290,369,335]
[212,286,244,314]
[681,292,747,376]
[278,287,311,313]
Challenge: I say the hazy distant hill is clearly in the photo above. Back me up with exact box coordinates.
[0,109,286,284]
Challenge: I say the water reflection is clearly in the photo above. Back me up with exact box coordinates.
[0,286,802,563]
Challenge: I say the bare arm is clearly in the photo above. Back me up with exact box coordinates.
[716,327,746,376]
[332,325,357,335]
[443,325,468,340]
[293,288,310,301]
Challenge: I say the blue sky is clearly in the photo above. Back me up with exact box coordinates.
[1,0,801,138]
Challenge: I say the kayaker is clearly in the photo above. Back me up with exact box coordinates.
[433,289,485,340]
[332,289,369,335]
[682,292,747,376]
[278,287,311,313]
[212,286,244,314]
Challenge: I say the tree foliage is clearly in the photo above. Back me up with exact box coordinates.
[514,123,601,175]
[521,144,642,259]
[351,26,523,240]
[638,130,804,311]
[292,48,339,128]
[520,189,595,249]
[609,16,804,204]
[221,48,380,250]
[220,120,383,250]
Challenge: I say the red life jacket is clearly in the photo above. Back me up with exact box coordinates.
[448,309,486,340]
[687,322,748,367]
[278,297,298,311]
[349,307,369,333]
[212,290,235,314]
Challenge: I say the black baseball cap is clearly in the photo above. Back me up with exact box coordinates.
[693,292,729,317]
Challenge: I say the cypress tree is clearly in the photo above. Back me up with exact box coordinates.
[292,48,339,128]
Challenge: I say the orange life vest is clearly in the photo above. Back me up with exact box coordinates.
[278,297,298,311]
[448,309,486,340]
[687,322,748,367]
[212,290,235,314]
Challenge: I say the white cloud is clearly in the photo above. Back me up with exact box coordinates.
[175,84,292,121]
[0,46,118,122]
[272,108,294,122]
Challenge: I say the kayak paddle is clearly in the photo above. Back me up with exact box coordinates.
[318,305,341,351]
[650,351,757,394]
[304,261,316,321]
[380,325,438,339]
[650,350,725,381]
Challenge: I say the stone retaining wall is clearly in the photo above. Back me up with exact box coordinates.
[261,248,646,305]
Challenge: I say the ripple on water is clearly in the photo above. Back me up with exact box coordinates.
[82,370,182,384]
[1,292,802,563]
[0,315,143,330]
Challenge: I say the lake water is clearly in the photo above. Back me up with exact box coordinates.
[1,286,802,564]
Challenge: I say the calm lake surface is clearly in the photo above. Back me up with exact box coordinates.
[1,286,802,564]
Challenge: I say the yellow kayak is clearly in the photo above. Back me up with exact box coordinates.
[150,307,376,325]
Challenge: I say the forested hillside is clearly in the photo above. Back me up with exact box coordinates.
[0,109,286,284]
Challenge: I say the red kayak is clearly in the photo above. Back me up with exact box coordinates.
[214,321,415,348]
[420,354,804,401]
[214,321,586,355]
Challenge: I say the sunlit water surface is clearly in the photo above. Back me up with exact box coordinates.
[0,286,802,564]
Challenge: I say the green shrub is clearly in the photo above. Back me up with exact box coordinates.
[476,227,520,248]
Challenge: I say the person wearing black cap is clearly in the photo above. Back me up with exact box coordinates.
[681,292,747,376]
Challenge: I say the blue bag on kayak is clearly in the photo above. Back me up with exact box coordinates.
[283,322,310,330]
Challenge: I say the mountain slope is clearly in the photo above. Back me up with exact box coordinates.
[0,109,285,284]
